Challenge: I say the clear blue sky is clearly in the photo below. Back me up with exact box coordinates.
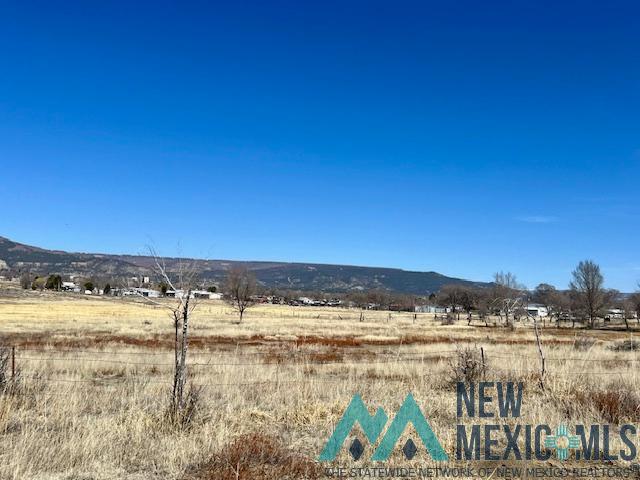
[1,1,639,290]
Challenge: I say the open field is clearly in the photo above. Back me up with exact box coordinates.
[2,290,640,479]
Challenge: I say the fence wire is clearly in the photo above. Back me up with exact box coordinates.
[2,343,639,398]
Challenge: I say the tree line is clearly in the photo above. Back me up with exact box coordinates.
[436,260,640,329]
[14,259,640,329]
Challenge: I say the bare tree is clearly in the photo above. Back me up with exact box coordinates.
[617,292,634,331]
[570,260,605,329]
[19,272,31,290]
[459,287,480,325]
[604,289,635,330]
[531,283,566,328]
[137,248,200,426]
[475,289,491,326]
[224,267,257,323]
[630,288,640,326]
[366,290,391,310]
[438,284,464,321]
[490,271,524,327]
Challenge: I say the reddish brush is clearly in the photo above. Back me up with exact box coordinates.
[186,432,321,480]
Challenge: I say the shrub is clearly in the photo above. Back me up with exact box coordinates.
[610,340,640,352]
[572,381,640,424]
[573,334,596,351]
[19,273,31,290]
[31,276,47,290]
[440,314,455,325]
[187,432,321,479]
[45,275,62,290]
[447,347,486,384]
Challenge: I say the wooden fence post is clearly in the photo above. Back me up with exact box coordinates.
[11,346,15,380]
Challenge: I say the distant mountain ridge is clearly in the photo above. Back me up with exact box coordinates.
[0,236,488,295]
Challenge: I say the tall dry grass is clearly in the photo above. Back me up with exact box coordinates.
[1,294,640,479]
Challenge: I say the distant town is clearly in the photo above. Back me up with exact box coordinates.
[2,265,637,328]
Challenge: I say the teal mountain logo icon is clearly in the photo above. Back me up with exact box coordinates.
[319,393,448,462]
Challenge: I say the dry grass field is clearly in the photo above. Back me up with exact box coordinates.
[1,287,640,479]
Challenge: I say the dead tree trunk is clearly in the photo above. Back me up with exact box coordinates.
[144,247,200,428]
[534,317,546,391]
[171,290,192,417]
[172,311,180,407]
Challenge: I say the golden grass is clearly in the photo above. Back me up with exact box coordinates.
[1,292,640,479]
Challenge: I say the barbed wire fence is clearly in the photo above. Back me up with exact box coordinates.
[1,341,638,398]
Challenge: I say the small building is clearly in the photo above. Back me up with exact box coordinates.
[166,290,221,300]
[192,290,222,300]
[605,308,624,321]
[61,281,77,292]
[526,304,549,318]
[414,305,449,314]
[124,287,160,298]
[137,288,160,298]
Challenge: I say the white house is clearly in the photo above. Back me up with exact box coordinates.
[526,304,549,318]
[193,290,222,300]
[414,305,450,314]
[166,290,221,300]
[605,308,624,320]
[61,281,77,292]
[124,287,160,298]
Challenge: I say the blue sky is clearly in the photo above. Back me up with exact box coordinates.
[1,1,639,290]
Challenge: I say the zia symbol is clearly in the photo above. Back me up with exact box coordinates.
[544,425,580,460]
